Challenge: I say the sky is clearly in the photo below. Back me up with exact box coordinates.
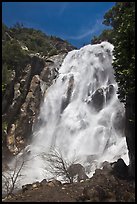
[2,2,115,48]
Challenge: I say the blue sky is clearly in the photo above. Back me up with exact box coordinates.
[2,2,115,48]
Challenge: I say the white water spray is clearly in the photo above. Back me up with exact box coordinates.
[3,42,129,189]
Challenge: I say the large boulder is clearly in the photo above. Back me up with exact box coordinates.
[67,163,88,183]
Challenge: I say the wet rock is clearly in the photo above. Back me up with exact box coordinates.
[86,155,98,163]
[106,84,115,103]
[61,75,74,113]
[88,88,105,111]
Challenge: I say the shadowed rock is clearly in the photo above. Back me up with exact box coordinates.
[111,158,129,179]
[88,88,105,112]
[60,75,74,113]
[67,163,88,183]
[106,84,115,103]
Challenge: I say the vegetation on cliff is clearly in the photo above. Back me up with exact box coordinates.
[2,22,75,95]
[2,22,75,158]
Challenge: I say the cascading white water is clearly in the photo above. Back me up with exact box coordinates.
[3,42,129,190]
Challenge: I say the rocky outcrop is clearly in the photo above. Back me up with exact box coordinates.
[2,53,68,158]
[3,159,135,202]
[67,163,88,183]
[22,179,61,193]
[77,160,135,202]
[40,53,67,85]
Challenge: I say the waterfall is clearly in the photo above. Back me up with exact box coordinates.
[3,42,129,190]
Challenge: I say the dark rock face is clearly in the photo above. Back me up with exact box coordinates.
[15,75,43,143]
[2,53,67,157]
[125,95,135,179]
[30,56,45,76]
[111,158,129,179]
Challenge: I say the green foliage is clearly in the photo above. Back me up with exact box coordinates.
[91,29,115,44]
[9,25,58,56]
[103,2,135,103]
[2,40,28,68]
[2,121,8,133]
[2,22,74,97]
[48,48,58,57]
[2,23,9,41]
[2,23,29,95]
[2,64,12,94]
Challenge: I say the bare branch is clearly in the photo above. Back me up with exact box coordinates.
[44,148,81,183]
